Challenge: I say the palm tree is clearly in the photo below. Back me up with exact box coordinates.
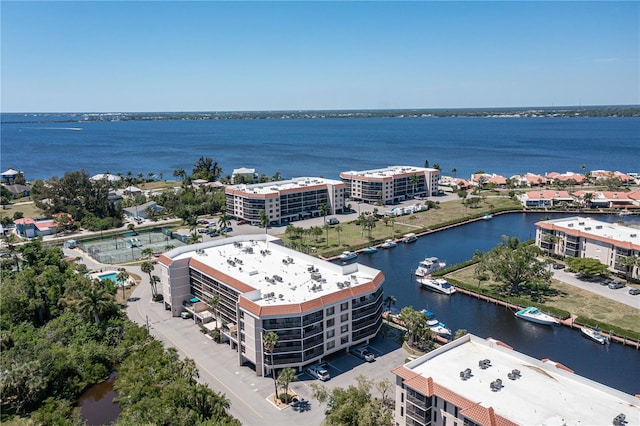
[451,168,457,178]
[618,255,640,283]
[409,173,419,197]
[383,295,397,314]
[323,224,331,246]
[218,212,232,232]
[259,209,269,246]
[335,224,343,246]
[188,231,202,245]
[319,204,328,224]
[150,275,161,299]
[117,268,130,300]
[4,233,20,272]
[190,383,231,421]
[77,282,115,324]
[263,331,279,402]
[276,367,297,402]
[207,294,221,326]
[141,261,155,296]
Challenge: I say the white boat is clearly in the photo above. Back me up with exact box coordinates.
[402,233,418,243]
[418,277,457,295]
[361,246,378,254]
[415,257,447,277]
[581,327,609,345]
[380,239,397,249]
[514,306,558,325]
[421,310,452,336]
[338,251,358,261]
[482,214,493,220]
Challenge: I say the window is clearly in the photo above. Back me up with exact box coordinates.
[400,406,404,417]
[340,313,349,322]
[327,329,335,338]
[327,318,335,327]
[401,393,404,403]
[327,341,335,350]
[340,324,349,333]
[340,301,349,311]
[341,336,349,344]
[326,306,335,316]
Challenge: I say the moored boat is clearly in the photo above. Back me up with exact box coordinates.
[361,246,378,254]
[482,214,493,220]
[421,310,452,336]
[514,306,558,325]
[381,239,397,249]
[338,251,358,261]
[417,277,457,295]
[415,257,447,277]
[402,233,418,243]
[581,327,609,345]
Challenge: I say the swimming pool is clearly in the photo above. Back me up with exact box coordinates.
[98,272,119,283]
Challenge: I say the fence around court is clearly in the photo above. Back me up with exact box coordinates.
[78,227,187,264]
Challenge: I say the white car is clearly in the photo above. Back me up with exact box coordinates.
[306,363,330,381]
[351,346,375,362]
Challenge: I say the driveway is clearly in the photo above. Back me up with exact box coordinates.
[551,269,640,309]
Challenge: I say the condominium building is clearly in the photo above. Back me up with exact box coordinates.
[225,177,346,225]
[158,235,384,376]
[392,334,640,426]
[339,166,440,204]
[536,216,640,280]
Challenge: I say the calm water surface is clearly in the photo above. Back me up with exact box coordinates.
[77,371,120,425]
[356,212,640,395]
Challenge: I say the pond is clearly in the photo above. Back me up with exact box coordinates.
[77,370,121,425]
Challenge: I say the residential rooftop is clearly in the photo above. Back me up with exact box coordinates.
[341,165,436,178]
[401,334,640,425]
[537,216,640,245]
[164,236,381,306]
[227,176,343,195]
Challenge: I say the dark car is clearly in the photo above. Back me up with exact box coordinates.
[608,281,625,289]
[237,220,247,225]
[552,263,565,270]
[629,288,640,295]
[220,227,233,233]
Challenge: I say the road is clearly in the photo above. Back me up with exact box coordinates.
[551,268,640,309]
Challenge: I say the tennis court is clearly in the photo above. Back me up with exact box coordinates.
[78,227,187,264]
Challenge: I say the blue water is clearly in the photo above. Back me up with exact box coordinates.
[1,114,638,181]
[355,212,640,395]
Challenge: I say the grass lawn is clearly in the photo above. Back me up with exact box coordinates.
[276,196,522,258]
[447,265,640,335]
[0,201,44,221]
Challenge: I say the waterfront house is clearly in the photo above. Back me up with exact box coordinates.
[14,217,58,238]
[518,190,572,208]
[2,183,31,199]
[1,168,24,185]
[123,201,164,219]
[509,172,546,187]
[545,171,587,185]
[470,173,507,189]
[231,167,258,184]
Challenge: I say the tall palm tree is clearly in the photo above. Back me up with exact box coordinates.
[276,367,297,402]
[409,174,419,197]
[207,294,221,326]
[383,295,397,314]
[335,225,343,246]
[77,282,115,324]
[619,255,640,283]
[451,168,457,178]
[259,210,269,246]
[263,331,279,402]
[141,261,155,296]
[117,268,130,300]
[218,212,232,232]
[323,224,331,246]
[150,275,161,299]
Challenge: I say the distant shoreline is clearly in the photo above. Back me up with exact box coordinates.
[2,105,640,123]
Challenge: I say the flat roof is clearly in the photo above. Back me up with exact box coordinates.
[340,165,437,178]
[403,334,640,425]
[166,235,382,306]
[537,216,640,245]
[227,177,343,195]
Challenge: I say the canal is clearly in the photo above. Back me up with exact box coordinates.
[355,212,640,395]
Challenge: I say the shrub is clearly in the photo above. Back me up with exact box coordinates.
[152,294,164,302]
[279,393,293,404]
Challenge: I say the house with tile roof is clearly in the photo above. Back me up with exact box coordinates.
[509,173,546,187]
[518,190,573,208]
[158,234,384,377]
[392,333,640,426]
[544,171,587,184]
[470,173,507,188]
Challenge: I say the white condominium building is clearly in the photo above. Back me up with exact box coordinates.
[339,165,440,205]
[536,216,640,280]
[392,334,639,426]
[158,235,384,376]
[225,177,346,225]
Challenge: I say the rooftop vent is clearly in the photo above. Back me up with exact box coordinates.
[311,272,322,281]
[479,359,491,369]
[613,414,626,426]
[596,225,603,229]
[507,369,522,380]
[631,234,637,238]
[490,378,503,392]
[459,368,472,380]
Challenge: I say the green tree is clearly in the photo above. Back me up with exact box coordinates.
[398,306,427,346]
[335,224,343,246]
[479,236,552,295]
[117,268,130,300]
[409,173,419,196]
[218,212,232,232]
[141,261,156,297]
[618,255,640,283]
[207,294,221,326]
[263,331,279,403]
[192,157,222,182]
[383,295,396,314]
[566,257,608,277]
[276,367,297,402]
[76,282,116,324]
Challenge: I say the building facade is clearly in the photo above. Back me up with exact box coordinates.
[158,235,384,376]
[225,177,346,225]
[392,334,640,426]
[339,166,440,204]
[536,216,640,280]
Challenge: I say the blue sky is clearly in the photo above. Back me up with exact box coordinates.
[1,1,638,112]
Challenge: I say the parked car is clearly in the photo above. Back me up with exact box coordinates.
[552,263,565,270]
[628,288,640,295]
[306,363,330,381]
[351,346,375,362]
[608,281,625,289]
[180,311,193,319]
[220,226,233,233]
[327,218,340,225]
[237,219,247,225]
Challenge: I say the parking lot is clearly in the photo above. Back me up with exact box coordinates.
[127,280,410,426]
[551,269,640,308]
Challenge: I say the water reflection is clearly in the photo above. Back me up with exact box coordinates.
[357,212,640,395]
[77,371,120,426]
